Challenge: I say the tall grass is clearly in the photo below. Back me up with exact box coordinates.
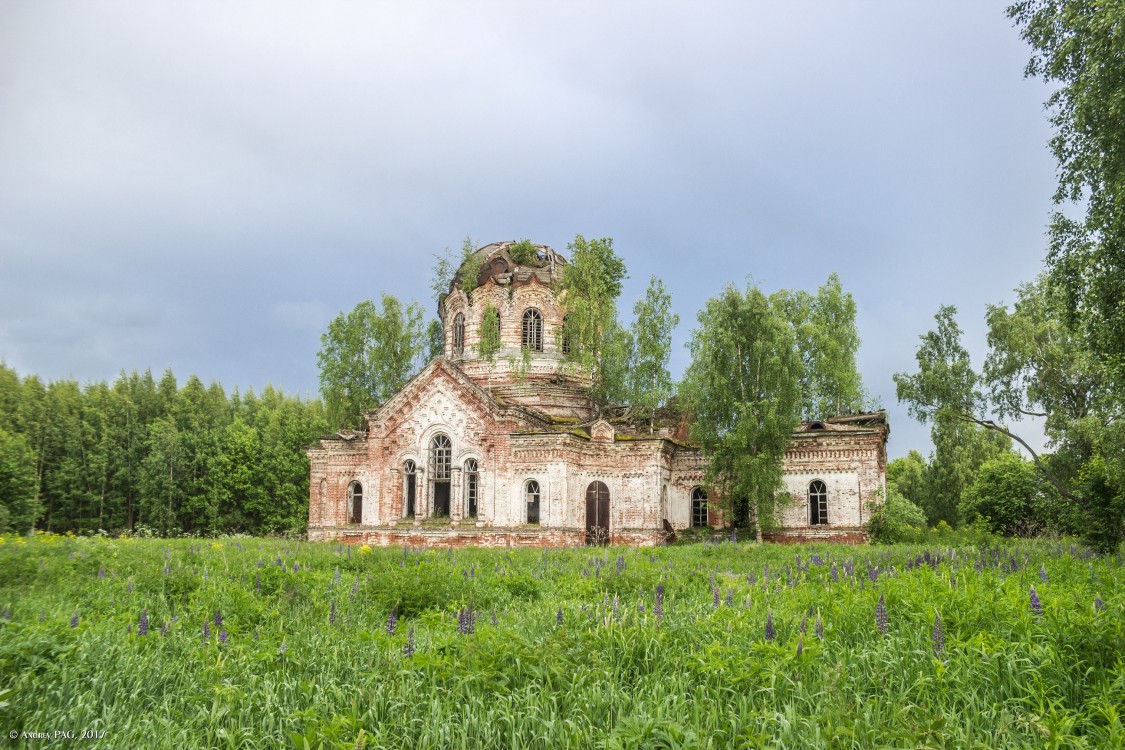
[0,533,1121,748]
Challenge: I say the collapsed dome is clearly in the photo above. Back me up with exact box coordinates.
[452,241,568,295]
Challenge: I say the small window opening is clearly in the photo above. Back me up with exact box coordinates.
[452,313,465,356]
[522,308,543,352]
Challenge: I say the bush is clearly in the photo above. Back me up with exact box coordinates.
[867,485,927,543]
[959,453,1038,535]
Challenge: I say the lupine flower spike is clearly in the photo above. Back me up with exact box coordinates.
[765,611,776,641]
[137,609,149,636]
[932,612,944,655]
[1029,587,1043,617]
[876,594,888,635]
[386,609,398,635]
[403,626,415,658]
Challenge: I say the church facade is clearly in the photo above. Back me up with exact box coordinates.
[307,242,888,547]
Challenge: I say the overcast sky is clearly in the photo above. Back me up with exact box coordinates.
[0,1,1057,459]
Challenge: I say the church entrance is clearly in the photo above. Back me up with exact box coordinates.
[429,434,452,518]
[585,481,610,546]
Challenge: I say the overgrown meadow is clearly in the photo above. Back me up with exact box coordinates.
[1,534,1122,749]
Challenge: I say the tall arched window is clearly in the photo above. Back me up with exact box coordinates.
[452,313,465,356]
[691,487,708,528]
[525,479,541,524]
[809,480,828,525]
[561,314,571,355]
[347,481,363,524]
[403,460,417,518]
[522,308,543,351]
[464,458,479,517]
[429,434,452,517]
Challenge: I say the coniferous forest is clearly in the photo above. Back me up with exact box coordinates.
[0,364,327,537]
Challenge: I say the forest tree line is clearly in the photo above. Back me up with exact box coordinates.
[0,365,327,536]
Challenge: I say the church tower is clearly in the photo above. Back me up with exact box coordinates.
[438,241,593,421]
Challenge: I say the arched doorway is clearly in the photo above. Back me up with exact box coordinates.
[585,481,609,546]
[429,434,452,517]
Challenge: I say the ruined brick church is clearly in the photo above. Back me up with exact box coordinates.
[307,242,888,546]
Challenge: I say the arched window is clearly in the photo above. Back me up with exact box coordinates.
[691,487,708,528]
[585,481,610,545]
[525,479,541,524]
[809,480,828,525]
[522,308,543,351]
[561,314,571,355]
[403,460,417,517]
[452,313,465,356]
[347,481,363,524]
[464,458,479,517]
[429,435,452,516]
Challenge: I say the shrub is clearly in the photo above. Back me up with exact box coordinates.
[959,453,1038,535]
[867,485,927,543]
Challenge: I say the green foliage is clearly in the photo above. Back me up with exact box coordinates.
[960,453,1040,535]
[775,273,869,420]
[866,486,927,544]
[317,294,427,430]
[0,364,325,537]
[478,304,502,363]
[628,276,679,430]
[0,426,38,533]
[680,282,802,534]
[1009,1,1125,383]
[1,535,1122,748]
[458,237,486,297]
[508,239,539,266]
[887,451,926,510]
[559,235,629,412]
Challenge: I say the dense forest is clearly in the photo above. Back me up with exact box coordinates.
[0,364,327,536]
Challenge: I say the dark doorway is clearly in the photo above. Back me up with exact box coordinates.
[585,481,610,545]
[433,482,450,517]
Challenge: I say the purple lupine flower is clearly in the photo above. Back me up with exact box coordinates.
[816,613,824,640]
[97,566,106,579]
[403,626,415,657]
[490,609,498,626]
[725,590,733,606]
[219,627,228,645]
[278,641,288,657]
[202,620,210,642]
[292,563,300,573]
[556,606,564,625]
[712,588,720,609]
[616,555,625,575]
[747,572,757,585]
[876,594,888,635]
[1029,587,1043,616]
[70,610,79,628]
[796,634,804,656]
[386,609,397,635]
[765,611,776,641]
[214,609,223,628]
[1039,565,1048,583]
[457,606,475,635]
[137,609,149,636]
[654,583,665,621]
[932,612,944,655]
[709,571,716,589]
[1095,596,1106,613]
[799,616,807,635]
[160,621,169,637]
[329,601,337,625]
[127,580,134,593]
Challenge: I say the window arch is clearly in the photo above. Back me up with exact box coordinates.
[690,487,708,528]
[346,481,363,524]
[452,313,465,356]
[522,308,543,351]
[561,314,571,355]
[464,458,479,518]
[429,435,452,517]
[809,480,828,525]
[525,479,541,524]
[403,460,417,517]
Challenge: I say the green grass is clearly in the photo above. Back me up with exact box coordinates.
[0,533,1122,749]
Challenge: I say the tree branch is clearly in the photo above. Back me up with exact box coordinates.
[966,415,1090,506]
